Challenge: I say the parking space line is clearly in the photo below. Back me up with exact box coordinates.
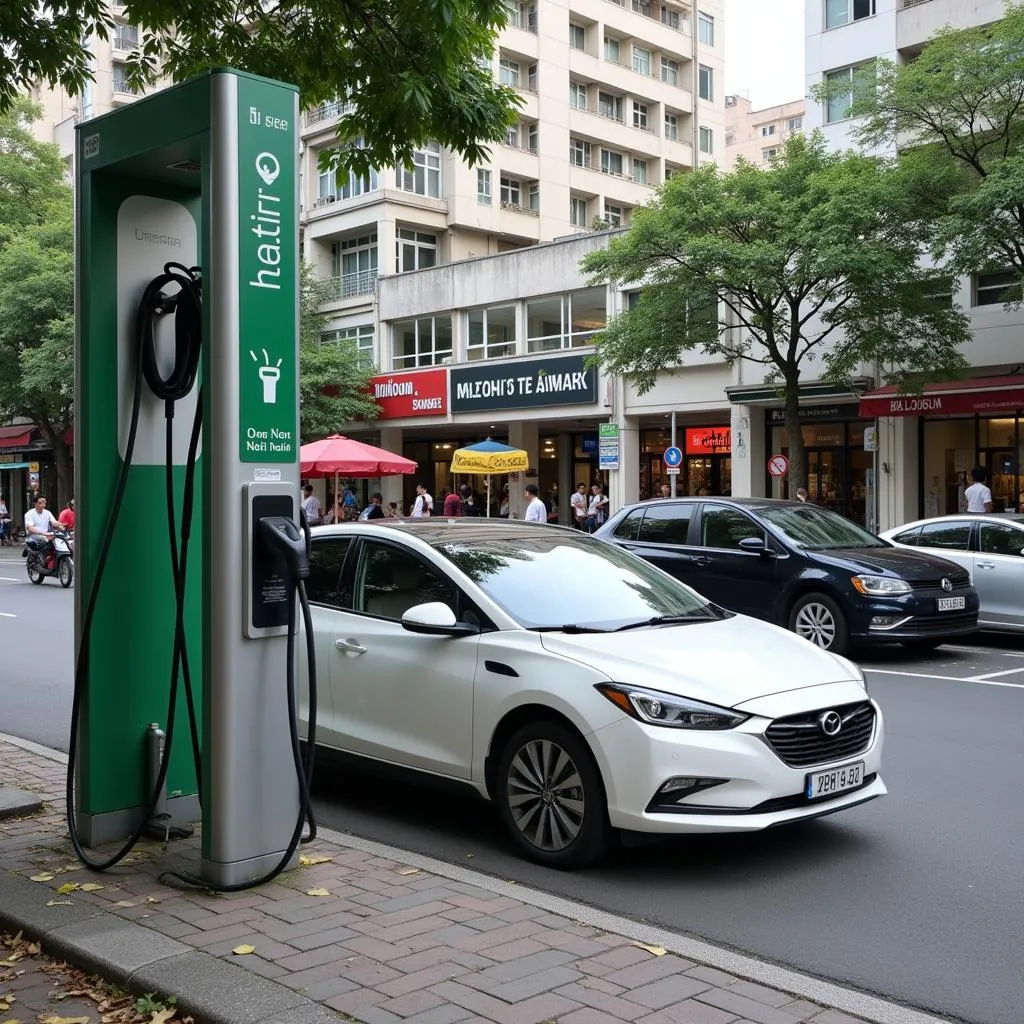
[865,667,1024,689]
[968,667,1024,681]
[0,612,15,618]
[943,644,1024,658]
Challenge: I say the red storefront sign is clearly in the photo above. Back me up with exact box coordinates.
[685,426,732,455]
[370,369,448,418]
[859,376,1024,418]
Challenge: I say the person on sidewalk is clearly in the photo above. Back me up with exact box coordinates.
[301,484,323,526]
[965,466,993,513]
[411,483,433,518]
[360,492,385,520]
[443,486,466,517]
[0,493,10,546]
[523,483,548,523]
[570,482,588,529]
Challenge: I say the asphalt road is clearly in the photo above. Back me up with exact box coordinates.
[2,551,1022,1024]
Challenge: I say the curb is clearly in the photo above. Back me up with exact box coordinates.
[0,787,43,820]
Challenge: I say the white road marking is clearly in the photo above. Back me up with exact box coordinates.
[865,667,1024,689]
[942,644,1024,658]
[968,666,1024,681]
[0,576,21,582]
[0,612,15,618]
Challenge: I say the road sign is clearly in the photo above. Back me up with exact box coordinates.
[598,422,620,470]
[768,454,789,477]
[666,467,681,475]
[663,445,683,468]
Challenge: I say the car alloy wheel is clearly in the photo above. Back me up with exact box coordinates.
[794,601,837,649]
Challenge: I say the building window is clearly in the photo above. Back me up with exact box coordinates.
[698,64,714,102]
[395,229,437,273]
[698,11,715,45]
[505,122,520,148]
[528,122,539,152]
[788,115,804,132]
[631,0,652,14]
[661,5,681,29]
[113,23,140,50]
[598,92,623,121]
[633,157,648,184]
[477,168,492,205]
[974,270,1023,306]
[825,0,876,30]
[605,204,623,227]
[505,1,537,31]
[699,126,713,153]
[661,57,679,86]
[604,35,621,63]
[467,305,517,361]
[329,234,378,298]
[761,124,776,137]
[569,81,587,109]
[392,316,453,369]
[569,23,586,50]
[569,137,591,167]
[632,46,651,76]
[527,63,538,91]
[321,325,375,371]
[499,58,520,87]
[570,195,588,227]
[762,147,778,160]
[528,182,540,211]
[317,167,336,203]
[664,112,679,140]
[500,175,522,206]
[824,65,869,123]
[601,149,624,176]
[395,142,441,197]
[526,287,607,352]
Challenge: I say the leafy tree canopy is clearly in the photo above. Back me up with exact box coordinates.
[0,0,519,176]
[581,134,972,488]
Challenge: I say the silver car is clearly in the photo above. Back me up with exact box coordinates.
[880,515,1024,633]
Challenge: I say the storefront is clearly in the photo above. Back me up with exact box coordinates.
[640,424,733,498]
[859,375,1024,517]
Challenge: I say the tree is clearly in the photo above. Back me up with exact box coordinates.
[0,0,519,177]
[298,264,379,443]
[581,134,972,491]
[848,1,1024,287]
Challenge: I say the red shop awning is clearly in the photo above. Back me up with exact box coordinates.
[859,375,1024,418]
[0,426,34,449]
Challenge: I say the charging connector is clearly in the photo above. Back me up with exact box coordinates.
[256,516,309,580]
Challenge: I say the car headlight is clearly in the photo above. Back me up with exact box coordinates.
[595,683,749,730]
[851,574,911,596]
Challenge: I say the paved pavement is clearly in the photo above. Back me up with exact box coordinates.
[0,733,944,1024]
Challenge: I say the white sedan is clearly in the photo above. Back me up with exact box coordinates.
[881,514,1024,633]
[300,520,885,868]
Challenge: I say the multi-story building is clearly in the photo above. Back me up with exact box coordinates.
[301,0,725,375]
[723,93,804,168]
[801,0,1024,530]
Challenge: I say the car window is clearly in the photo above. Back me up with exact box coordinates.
[700,505,763,549]
[891,527,921,546]
[979,523,1024,556]
[354,541,459,622]
[306,538,352,608]
[637,505,691,545]
[918,522,971,550]
[613,508,644,541]
[758,504,886,548]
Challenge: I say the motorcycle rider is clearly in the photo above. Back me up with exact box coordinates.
[24,494,63,568]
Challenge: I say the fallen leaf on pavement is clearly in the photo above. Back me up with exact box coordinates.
[41,1016,91,1024]
[150,1008,177,1024]
[298,855,331,866]
[396,868,420,876]
[144,897,161,905]
[0,1017,22,1023]
[232,944,255,956]
[78,883,104,892]
[46,900,74,907]
[55,883,78,895]
[29,874,54,883]
[632,942,666,956]
[305,888,331,897]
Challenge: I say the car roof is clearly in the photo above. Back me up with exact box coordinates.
[311,519,578,545]
[882,514,1024,532]
[618,496,804,514]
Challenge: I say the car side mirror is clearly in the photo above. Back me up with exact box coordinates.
[738,536,775,557]
[401,601,479,637]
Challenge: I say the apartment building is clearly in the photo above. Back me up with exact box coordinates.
[723,93,805,168]
[803,0,1024,529]
[301,0,725,373]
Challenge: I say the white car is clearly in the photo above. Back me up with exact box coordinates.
[880,514,1024,633]
[300,520,885,868]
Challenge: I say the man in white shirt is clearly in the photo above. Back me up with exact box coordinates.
[965,467,993,513]
[411,484,433,518]
[570,482,588,529]
[24,495,62,563]
[301,484,322,525]
[587,483,609,533]
[523,484,547,523]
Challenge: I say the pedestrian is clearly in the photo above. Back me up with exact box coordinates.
[0,493,10,546]
[587,483,609,533]
[658,482,671,499]
[360,492,385,520]
[570,482,588,529]
[342,486,359,521]
[411,483,433,518]
[58,498,75,530]
[386,502,400,518]
[460,485,478,516]
[524,483,548,523]
[796,487,808,503]
[443,485,466,517]
[964,466,993,513]
[498,483,510,519]
[301,484,323,526]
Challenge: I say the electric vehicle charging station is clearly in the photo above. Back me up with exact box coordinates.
[73,69,310,887]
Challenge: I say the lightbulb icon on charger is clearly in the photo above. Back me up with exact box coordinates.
[250,348,283,404]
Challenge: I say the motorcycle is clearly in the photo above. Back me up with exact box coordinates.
[25,530,74,588]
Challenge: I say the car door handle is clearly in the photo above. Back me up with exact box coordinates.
[976,561,996,569]
[691,556,712,566]
[335,638,367,655]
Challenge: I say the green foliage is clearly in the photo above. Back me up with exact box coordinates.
[849,0,1024,280]
[582,133,972,486]
[298,264,379,443]
[0,0,519,177]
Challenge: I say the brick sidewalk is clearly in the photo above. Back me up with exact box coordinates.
[0,735,898,1024]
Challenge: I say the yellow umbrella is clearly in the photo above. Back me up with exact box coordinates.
[450,439,530,517]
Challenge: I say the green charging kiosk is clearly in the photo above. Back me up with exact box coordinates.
[74,69,303,885]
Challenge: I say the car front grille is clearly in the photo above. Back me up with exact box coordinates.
[909,571,972,591]
[906,610,978,633]
[765,701,875,769]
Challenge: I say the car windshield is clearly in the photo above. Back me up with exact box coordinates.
[433,531,717,630]
[758,504,887,550]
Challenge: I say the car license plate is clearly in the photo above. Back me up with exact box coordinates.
[805,761,864,800]
[937,596,966,611]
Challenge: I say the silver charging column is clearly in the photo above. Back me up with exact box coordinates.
[202,70,302,887]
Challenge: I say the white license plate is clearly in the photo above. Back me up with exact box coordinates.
[937,596,966,611]
[805,760,864,800]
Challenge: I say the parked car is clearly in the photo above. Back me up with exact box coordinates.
[300,520,884,868]
[880,514,1024,633]
[596,498,979,656]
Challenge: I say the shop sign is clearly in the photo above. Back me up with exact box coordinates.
[370,368,448,418]
[0,453,21,464]
[863,425,878,452]
[449,354,597,414]
[599,423,619,470]
[767,405,858,424]
[859,386,1024,418]
[685,426,731,455]
[581,433,598,453]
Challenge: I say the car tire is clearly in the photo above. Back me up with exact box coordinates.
[789,592,849,655]
[496,721,610,870]
[901,638,942,653]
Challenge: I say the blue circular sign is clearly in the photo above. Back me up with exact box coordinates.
[663,446,683,468]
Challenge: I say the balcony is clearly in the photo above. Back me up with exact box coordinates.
[897,0,1003,49]
[111,32,139,53]
[323,270,378,301]
[499,200,540,217]
[601,0,691,33]
[111,76,140,98]
[305,100,355,128]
